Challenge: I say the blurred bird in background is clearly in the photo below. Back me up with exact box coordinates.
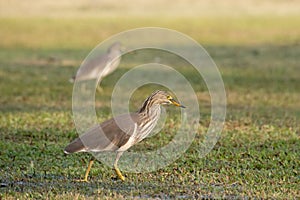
[70,42,122,92]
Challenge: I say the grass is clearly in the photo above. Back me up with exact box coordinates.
[1,0,300,17]
[0,15,299,199]
[1,16,300,49]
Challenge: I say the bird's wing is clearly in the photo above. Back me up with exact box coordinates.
[64,113,139,153]
[74,54,110,81]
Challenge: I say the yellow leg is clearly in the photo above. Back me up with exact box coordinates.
[84,159,94,181]
[76,159,94,182]
[114,152,125,181]
[114,165,125,181]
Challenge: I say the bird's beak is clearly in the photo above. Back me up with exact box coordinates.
[170,99,186,108]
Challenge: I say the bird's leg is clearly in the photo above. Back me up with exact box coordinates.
[83,158,94,182]
[76,158,94,182]
[114,151,125,181]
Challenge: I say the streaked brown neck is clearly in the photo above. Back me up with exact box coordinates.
[136,96,161,141]
[138,96,158,114]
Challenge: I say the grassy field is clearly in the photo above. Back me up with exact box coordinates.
[0,12,299,200]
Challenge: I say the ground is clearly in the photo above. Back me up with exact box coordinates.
[0,1,299,199]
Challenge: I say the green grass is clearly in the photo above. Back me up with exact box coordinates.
[1,16,300,49]
[0,16,299,199]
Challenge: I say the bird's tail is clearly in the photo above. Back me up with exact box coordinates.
[64,138,85,154]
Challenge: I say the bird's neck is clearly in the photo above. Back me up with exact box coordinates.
[147,104,161,118]
[136,100,161,142]
[138,100,161,119]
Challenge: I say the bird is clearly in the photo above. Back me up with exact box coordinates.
[64,90,185,182]
[70,42,122,91]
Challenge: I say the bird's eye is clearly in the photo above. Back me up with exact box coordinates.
[167,95,173,100]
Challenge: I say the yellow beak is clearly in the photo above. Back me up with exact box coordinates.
[170,99,186,108]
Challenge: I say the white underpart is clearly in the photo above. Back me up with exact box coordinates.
[118,123,138,152]
[99,62,111,80]
[138,120,157,142]
[101,139,119,151]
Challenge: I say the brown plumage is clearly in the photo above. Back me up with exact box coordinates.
[64,90,185,181]
[64,114,138,154]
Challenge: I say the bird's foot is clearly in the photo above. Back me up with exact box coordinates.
[74,178,89,183]
[114,168,125,181]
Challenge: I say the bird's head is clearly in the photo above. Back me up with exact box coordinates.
[149,90,185,108]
